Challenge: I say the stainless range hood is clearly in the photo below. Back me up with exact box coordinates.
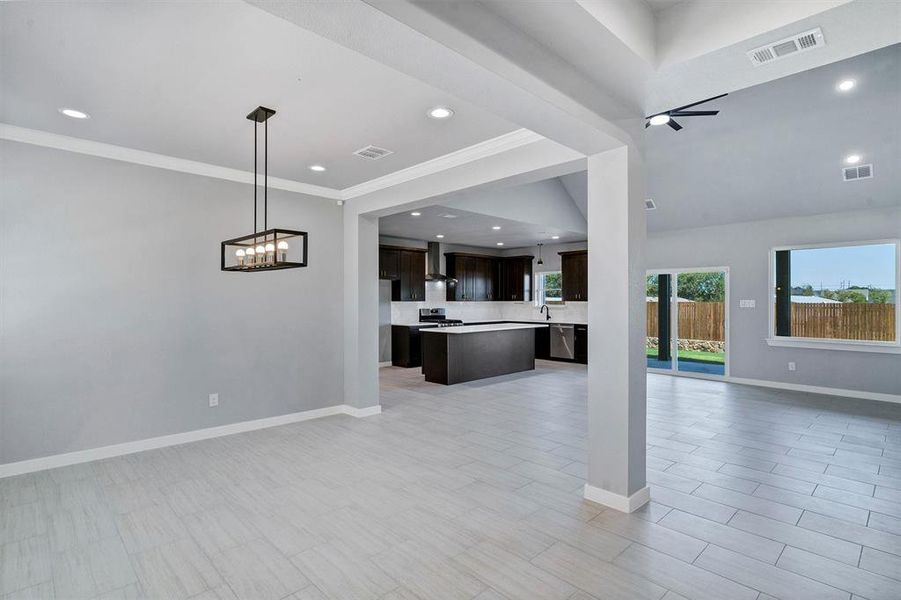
[425,241,456,283]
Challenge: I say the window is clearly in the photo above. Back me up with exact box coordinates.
[536,271,563,305]
[771,241,899,348]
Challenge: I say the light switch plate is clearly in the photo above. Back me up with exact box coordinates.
[209,393,219,407]
[788,362,796,372]
[739,299,756,308]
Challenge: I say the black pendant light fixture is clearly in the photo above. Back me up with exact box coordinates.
[221,106,308,272]
[537,243,544,265]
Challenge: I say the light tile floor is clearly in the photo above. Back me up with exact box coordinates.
[2,361,901,599]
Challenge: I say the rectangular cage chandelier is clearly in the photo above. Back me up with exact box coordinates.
[221,106,308,272]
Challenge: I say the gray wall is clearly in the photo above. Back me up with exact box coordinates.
[646,207,901,396]
[0,142,344,464]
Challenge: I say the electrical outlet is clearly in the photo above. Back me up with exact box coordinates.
[739,299,756,308]
[209,393,219,407]
[788,362,796,372]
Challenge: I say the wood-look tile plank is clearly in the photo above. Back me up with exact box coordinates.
[694,544,848,600]
[777,546,901,600]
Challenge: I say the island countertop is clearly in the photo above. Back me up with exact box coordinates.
[420,323,548,335]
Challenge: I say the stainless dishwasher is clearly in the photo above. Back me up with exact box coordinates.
[550,324,575,360]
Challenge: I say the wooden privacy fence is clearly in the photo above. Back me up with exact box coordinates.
[647,301,896,342]
[647,302,726,341]
[790,302,896,341]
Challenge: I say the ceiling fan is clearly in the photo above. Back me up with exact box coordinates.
[645,93,728,131]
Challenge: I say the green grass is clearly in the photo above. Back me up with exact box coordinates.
[647,347,725,364]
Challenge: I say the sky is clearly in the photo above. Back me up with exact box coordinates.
[791,243,897,290]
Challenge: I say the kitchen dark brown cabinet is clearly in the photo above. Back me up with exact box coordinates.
[445,253,532,302]
[499,256,533,302]
[379,245,426,301]
[574,324,588,364]
[560,250,588,301]
[445,253,494,301]
[378,247,399,280]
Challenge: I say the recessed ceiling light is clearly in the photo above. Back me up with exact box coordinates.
[551,235,560,240]
[410,212,421,216]
[648,114,670,126]
[845,154,861,164]
[496,242,504,246]
[837,79,856,92]
[309,164,326,172]
[436,234,444,239]
[59,108,90,120]
[428,106,454,120]
[492,226,501,230]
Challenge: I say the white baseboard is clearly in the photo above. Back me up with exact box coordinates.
[378,361,392,368]
[584,484,650,513]
[344,405,383,418]
[649,370,901,405]
[727,376,901,405]
[0,403,381,479]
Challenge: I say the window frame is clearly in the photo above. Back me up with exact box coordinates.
[766,239,901,354]
[535,270,565,306]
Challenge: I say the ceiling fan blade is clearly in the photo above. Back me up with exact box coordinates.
[669,110,719,117]
[667,119,683,131]
[669,92,728,113]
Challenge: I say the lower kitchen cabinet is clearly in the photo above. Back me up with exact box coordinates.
[574,324,588,364]
[534,325,550,359]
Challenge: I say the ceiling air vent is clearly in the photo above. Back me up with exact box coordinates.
[645,198,657,210]
[843,164,873,181]
[353,145,394,160]
[747,28,824,66]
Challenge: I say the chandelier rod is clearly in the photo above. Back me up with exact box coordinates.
[264,116,268,231]
[253,118,258,234]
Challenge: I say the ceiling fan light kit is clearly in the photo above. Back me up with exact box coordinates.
[645,93,728,131]
[221,106,308,272]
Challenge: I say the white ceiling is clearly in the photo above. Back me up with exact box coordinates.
[643,0,685,14]
[0,2,516,189]
[379,204,585,249]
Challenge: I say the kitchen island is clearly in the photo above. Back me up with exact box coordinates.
[421,323,548,385]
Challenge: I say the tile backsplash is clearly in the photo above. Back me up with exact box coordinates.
[391,281,587,324]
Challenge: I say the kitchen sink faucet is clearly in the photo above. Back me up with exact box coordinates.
[539,304,551,321]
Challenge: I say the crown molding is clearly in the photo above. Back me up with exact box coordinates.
[0,123,344,200]
[1,124,548,202]
[340,128,545,199]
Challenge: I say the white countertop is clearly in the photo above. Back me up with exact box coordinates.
[420,323,548,334]
[394,319,586,327]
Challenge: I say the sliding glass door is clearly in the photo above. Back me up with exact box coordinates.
[648,269,728,377]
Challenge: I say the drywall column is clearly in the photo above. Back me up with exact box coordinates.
[343,211,381,411]
[584,145,649,512]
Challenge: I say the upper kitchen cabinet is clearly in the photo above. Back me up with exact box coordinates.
[379,247,400,280]
[445,253,496,301]
[498,256,533,302]
[380,245,426,301]
[560,250,588,301]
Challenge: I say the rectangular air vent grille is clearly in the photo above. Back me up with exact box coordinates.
[645,198,657,210]
[843,164,873,181]
[747,28,824,66]
[354,145,393,160]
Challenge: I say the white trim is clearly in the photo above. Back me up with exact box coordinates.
[340,129,544,199]
[378,361,393,368]
[646,266,730,378]
[0,404,381,479]
[767,239,901,346]
[583,484,650,513]
[1,124,547,203]
[647,370,901,405]
[0,124,343,199]
[343,405,383,418]
[765,337,900,354]
[729,376,901,405]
